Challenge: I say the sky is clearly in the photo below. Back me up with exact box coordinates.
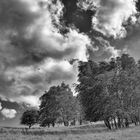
[0,0,140,126]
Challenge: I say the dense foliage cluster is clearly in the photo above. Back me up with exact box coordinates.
[20,109,39,128]
[76,54,140,129]
[39,83,81,127]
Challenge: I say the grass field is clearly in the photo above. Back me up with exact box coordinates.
[0,124,140,140]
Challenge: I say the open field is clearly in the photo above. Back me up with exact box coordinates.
[1,124,140,140]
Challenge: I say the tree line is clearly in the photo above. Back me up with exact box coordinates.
[21,54,140,130]
[76,54,140,129]
[21,83,83,128]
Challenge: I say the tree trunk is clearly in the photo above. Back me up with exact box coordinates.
[111,119,114,129]
[117,117,121,128]
[29,124,32,129]
[113,117,118,129]
[52,122,55,127]
[104,119,111,130]
[79,119,82,125]
[125,118,129,128]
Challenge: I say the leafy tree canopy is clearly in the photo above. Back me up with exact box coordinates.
[20,109,39,128]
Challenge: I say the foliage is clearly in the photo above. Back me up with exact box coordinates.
[76,54,140,129]
[20,109,39,128]
[39,83,80,127]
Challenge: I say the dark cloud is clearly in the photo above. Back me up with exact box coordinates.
[24,74,43,85]
[0,99,20,110]
[0,0,39,33]
[0,74,15,95]
[0,0,41,67]
[10,34,77,66]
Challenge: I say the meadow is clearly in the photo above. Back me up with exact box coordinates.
[1,124,140,140]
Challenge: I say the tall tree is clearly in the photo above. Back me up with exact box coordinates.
[39,83,78,127]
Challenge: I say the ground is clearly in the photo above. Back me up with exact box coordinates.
[0,124,140,140]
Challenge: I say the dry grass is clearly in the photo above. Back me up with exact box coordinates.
[0,124,140,140]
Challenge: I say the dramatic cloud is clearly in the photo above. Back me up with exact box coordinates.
[0,59,79,107]
[0,0,139,109]
[0,0,91,107]
[0,0,90,67]
[77,0,139,59]
[1,108,17,119]
[91,0,138,38]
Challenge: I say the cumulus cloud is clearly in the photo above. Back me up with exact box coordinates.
[78,0,138,38]
[0,59,79,107]
[2,0,138,108]
[0,0,90,66]
[92,0,138,38]
[1,108,17,119]
[76,0,139,59]
[0,0,91,107]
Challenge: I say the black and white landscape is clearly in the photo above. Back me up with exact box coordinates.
[1,0,140,140]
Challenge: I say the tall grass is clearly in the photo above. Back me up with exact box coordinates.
[0,124,140,140]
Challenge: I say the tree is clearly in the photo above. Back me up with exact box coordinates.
[39,86,60,127]
[39,83,78,127]
[76,54,140,129]
[20,109,39,129]
[56,83,78,126]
